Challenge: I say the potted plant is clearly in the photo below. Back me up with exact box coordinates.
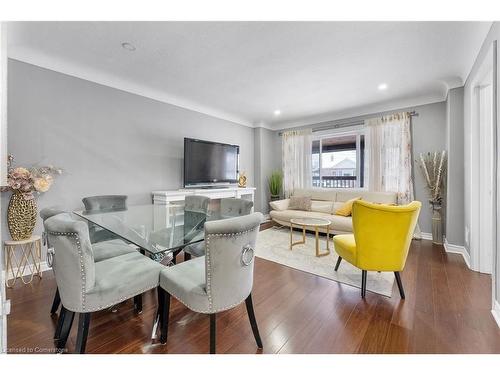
[1,155,62,240]
[417,151,447,245]
[268,170,283,202]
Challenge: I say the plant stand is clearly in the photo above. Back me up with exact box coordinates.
[4,235,43,287]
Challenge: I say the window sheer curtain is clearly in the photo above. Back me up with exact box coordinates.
[282,129,312,198]
[365,112,421,238]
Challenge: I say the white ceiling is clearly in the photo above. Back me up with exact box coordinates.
[7,21,492,129]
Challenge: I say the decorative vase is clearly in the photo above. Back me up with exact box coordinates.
[7,192,37,241]
[431,203,443,245]
[270,194,280,201]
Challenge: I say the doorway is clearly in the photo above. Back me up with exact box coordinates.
[470,42,497,291]
[477,80,494,274]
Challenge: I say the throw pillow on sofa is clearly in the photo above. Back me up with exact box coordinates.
[335,197,361,216]
[288,196,312,211]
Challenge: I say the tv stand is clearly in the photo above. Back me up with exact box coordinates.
[194,185,231,190]
[152,186,256,209]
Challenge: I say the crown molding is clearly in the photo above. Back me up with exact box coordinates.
[8,48,255,128]
[269,92,448,130]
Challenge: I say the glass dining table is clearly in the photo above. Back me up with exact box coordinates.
[73,203,215,263]
[74,203,219,339]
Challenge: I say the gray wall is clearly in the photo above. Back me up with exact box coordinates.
[445,87,465,247]
[276,101,448,234]
[1,59,255,243]
[253,127,281,214]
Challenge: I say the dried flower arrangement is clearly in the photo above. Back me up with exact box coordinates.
[1,154,63,200]
[417,151,447,206]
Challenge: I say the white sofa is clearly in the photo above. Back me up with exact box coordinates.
[269,188,397,234]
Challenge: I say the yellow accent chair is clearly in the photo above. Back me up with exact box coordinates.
[332,200,421,299]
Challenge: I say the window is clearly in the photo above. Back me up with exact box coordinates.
[312,132,365,188]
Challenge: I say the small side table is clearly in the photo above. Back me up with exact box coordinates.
[4,235,43,287]
[289,218,331,257]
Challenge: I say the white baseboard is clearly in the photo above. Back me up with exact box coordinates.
[421,232,432,240]
[492,300,500,329]
[2,261,50,281]
[444,237,471,269]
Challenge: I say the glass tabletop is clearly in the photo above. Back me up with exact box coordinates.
[290,217,331,226]
[73,204,217,256]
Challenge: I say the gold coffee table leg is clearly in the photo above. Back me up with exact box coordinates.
[290,223,307,250]
[316,225,331,258]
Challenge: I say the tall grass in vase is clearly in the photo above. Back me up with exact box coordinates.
[268,170,283,202]
[417,151,447,245]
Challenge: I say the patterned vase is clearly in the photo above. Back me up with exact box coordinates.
[431,203,443,245]
[7,192,37,241]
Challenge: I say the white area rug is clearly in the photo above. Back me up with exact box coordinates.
[255,227,395,297]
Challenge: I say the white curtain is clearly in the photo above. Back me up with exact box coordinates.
[365,112,421,237]
[282,129,312,198]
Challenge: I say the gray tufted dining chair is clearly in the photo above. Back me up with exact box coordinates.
[82,195,128,244]
[45,212,164,353]
[183,198,253,260]
[220,197,253,218]
[182,195,210,261]
[40,207,136,320]
[157,212,263,354]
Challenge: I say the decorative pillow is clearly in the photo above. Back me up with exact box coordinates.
[288,196,312,211]
[332,201,344,213]
[335,197,361,217]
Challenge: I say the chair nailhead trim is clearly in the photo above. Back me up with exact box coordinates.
[63,283,159,313]
[204,227,257,312]
[48,230,159,313]
[47,231,87,310]
[165,288,249,314]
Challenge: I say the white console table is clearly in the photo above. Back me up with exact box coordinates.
[152,187,256,207]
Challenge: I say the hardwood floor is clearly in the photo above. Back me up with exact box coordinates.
[6,222,500,354]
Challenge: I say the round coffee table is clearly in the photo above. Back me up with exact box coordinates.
[289,218,331,257]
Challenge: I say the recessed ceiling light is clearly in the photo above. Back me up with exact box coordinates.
[121,42,136,51]
[273,110,281,116]
[378,83,388,91]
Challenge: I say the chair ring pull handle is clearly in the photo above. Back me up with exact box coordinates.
[241,245,254,266]
[47,247,55,267]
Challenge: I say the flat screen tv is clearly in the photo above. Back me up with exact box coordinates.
[184,138,239,187]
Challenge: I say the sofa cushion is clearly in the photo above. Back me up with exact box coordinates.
[270,210,352,232]
[360,192,398,204]
[293,188,336,201]
[329,215,353,232]
[310,200,334,214]
[336,189,397,204]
